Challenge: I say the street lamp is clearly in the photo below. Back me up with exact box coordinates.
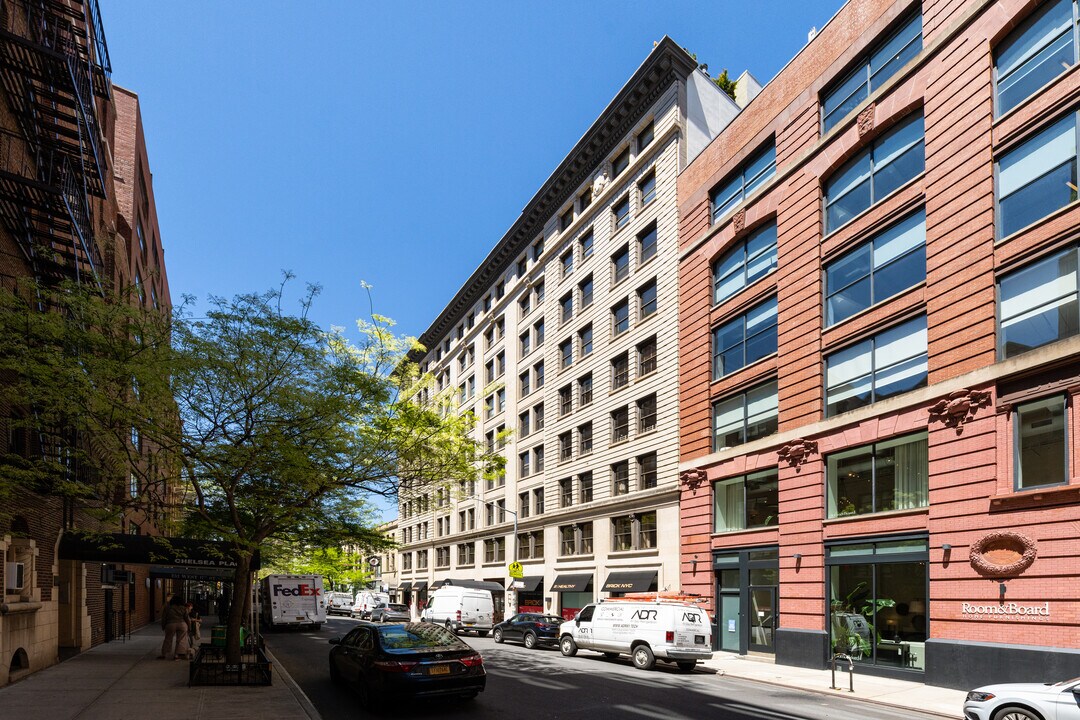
[502,507,519,561]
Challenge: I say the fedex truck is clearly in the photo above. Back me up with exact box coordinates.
[259,574,326,630]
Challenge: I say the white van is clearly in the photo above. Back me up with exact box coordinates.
[326,592,354,616]
[423,586,494,636]
[258,574,327,630]
[351,590,390,619]
[559,599,713,671]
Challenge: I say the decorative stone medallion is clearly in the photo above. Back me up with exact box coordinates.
[679,468,708,493]
[857,103,875,137]
[777,438,818,467]
[732,209,746,234]
[928,388,992,428]
[969,531,1037,577]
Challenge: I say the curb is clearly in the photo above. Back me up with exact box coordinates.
[710,670,962,720]
[262,645,323,720]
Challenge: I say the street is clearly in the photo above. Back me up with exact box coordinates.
[265,617,946,720]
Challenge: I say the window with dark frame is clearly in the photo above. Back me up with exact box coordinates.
[520,370,531,396]
[999,245,1080,359]
[995,0,1078,115]
[826,432,928,517]
[1015,395,1068,490]
[710,141,777,224]
[638,224,658,264]
[578,373,593,407]
[579,324,593,356]
[638,279,657,320]
[637,394,657,433]
[534,445,545,473]
[561,249,574,278]
[612,245,630,284]
[579,422,593,455]
[613,195,631,229]
[534,487,545,515]
[713,468,780,531]
[612,147,630,178]
[560,477,574,507]
[560,338,573,369]
[580,471,594,502]
[639,172,656,207]
[612,353,630,390]
[612,299,630,335]
[821,12,922,133]
[561,206,575,231]
[580,188,593,212]
[637,452,657,490]
[824,112,925,234]
[712,297,778,379]
[638,121,654,151]
[713,380,779,450]
[559,385,573,416]
[612,461,630,496]
[996,112,1079,239]
[825,315,927,416]
[611,406,630,443]
[713,221,778,306]
[580,229,594,259]
[580,275,594,308]
[559,432,573,462]
[534,360,545,389]
[561,293,573,324]
[637,337,657,376]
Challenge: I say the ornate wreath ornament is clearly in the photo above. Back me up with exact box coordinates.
[969,531,1037,577]
[777,438,818,467]
[928,388,992,428]
[857,103,876,137]
[679,468,708,492]
[732,209,746,234]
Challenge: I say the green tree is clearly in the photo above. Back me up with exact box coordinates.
[713,69,738,101]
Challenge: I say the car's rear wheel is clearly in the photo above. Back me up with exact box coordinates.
[631,644,656,671]
[676,661,696,672]
[560,635,578,657]
[493,628,504,643]
[524,632,537,649]
[992,708,1043,720]
[445,620,456,634]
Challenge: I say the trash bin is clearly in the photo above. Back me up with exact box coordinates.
[211,626,246,647]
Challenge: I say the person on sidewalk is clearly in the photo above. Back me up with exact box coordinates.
[159,595,190,661]
[186,602,202,659]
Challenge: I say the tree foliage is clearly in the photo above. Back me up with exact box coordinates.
[0,275,496,663]
[712,69,738,101]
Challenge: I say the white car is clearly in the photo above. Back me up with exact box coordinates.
[963,677,1080,720]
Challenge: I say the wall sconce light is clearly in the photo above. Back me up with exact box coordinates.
[792,553,802,560]
[999,582,1007,601]
[690,555,699,574]
[941,544,952,551]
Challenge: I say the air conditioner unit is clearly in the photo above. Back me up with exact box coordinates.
[5,562,25,591]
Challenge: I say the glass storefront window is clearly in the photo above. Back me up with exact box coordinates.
[827,432,928,517]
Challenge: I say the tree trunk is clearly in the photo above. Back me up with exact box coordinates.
[226,554,253,664]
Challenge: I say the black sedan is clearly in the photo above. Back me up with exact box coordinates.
[370,602,411,623]
[329,622,486,707]
[491,613,563,649]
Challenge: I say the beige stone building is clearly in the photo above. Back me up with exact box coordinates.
[396,38,740,620]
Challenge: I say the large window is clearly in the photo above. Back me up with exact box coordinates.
[484,538,506,563]
[710,142,776,223]
[713,469,778,532]
[712,380,779,450]
[827,538,927,671]
[560,523,593,556]
[825,315,927,416]
[827,432,928,517]
[822,12,922,133]
[713,221,778,305]
[612,512,657,552]
[1015,395,1068,490]
[996,112,1078,238]
[825,113,925,233]
[995,0,1079,116]
[999,245,1079,358]
[826,210,926,326]
[712,298,778,379]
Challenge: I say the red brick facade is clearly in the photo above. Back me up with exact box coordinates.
[678,0,1080,688]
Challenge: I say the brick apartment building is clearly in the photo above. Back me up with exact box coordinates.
[0,0,173,685]
[397,38,737,620]
[677,0,1080,689]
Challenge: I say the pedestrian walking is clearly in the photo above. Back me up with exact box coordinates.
[159,595,190,661]
[186,602,202,658]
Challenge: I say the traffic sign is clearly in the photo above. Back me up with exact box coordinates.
[507,561,523,579]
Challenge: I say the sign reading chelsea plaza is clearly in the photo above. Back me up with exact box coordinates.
[961,602,1050,619]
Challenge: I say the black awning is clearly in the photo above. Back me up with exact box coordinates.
[398,582,413,591]
[602,570,658,593]
[413,581,428,592]
[513,575,543,593]
[149,566,237,582]
[550,573,592,592]
[58,531,259,570]
[435,578,505,592]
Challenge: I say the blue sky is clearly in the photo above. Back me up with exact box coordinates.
[106,1,844,343]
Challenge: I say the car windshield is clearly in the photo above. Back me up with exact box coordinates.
[377,623,463,653]
[1053,677,1080,686]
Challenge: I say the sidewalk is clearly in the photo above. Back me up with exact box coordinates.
[700,652,965,719]
[0,620,321,720]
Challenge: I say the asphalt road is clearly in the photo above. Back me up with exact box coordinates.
[265,616,944,720]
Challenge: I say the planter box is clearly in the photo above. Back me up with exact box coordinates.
[188,643,272,686]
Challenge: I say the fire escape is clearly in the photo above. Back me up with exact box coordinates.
[0,0,111,291]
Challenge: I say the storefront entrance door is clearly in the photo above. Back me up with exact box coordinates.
[748,585,776,652]
[719,593,740,652]
[713,547,779,655]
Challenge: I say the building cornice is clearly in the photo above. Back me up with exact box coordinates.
[412,37,697,360]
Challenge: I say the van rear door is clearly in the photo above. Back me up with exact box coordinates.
[673,606,711,651]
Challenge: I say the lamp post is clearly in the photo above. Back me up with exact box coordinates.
[502,507,519,616]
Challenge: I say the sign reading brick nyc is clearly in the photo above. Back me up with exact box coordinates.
[961,602,1050,619]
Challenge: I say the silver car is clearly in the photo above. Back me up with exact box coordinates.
[964,677,1080,720]
[369,602,411,623]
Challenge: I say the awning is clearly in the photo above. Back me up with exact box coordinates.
[413,581,428,592]
[602,570,658,593]
[511,575,543,593]
[398,582,413,591]
[550,573,592,592]
[58,531,259,570]
[434,579,505,592]
[149,566,237,582]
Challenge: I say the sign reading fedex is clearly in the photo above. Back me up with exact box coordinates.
[273,582,322,597]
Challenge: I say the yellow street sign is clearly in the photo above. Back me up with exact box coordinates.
[508,561,523,579]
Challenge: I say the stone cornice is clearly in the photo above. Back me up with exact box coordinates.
[412,37,697,360]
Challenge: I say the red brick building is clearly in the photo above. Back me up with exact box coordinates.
[0,1,174,684]
[677,0,1080,688]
